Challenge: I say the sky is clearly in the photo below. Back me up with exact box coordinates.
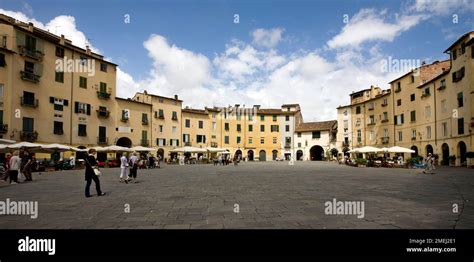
[0,0,473,121]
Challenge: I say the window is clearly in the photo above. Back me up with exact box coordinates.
[248,137,253,144]
[440,79,446,88]
[298,142,301,148]
[369,115,375,125]
[452,67,465,82]
[236,114,241,121]
[0,53,6,67]
[172,126,177,133]
[22,91,36,106]
[412,129,416,140]
[98,127,106,142]
[285,125,290,132]
[410,111,416,122]
[248,114,253,121]
[383,128,388,138]
[78,124,87,136]
[55,46,64,57]
[55,71,64,83]
[369,131,374,141]
[271,125,279,132]
[426,126,431,139]
[142,113,148,124]
[212,112,216,119]
[356,106,361,114]
[458,118,464,135]
[382,112,388,121]
[100,63,107,72]
[357,130,361,143]
[224,136,229,144]
[442,122,448,137]
[297,132,301,138]
[423,87,430,96]
[260,138,265,144]
[197,135,206,143]
[453,49,457,60]
[343,120,348,129]
[425,106,431,118]
[355,118,361,127]
[79,76,87,88]
[260,125,265,132]
[457,92,463,107]
[441,99,447,113]
[272,115,277,122]
[99,82,107,93]
[397,99,402,106]
[159,125,163,132]
[394,114,404,125]
[24,61,34,73]
[410,94,415,101]
[74,102,90,115]
[172,111,178,120]
[212,122,216,130]
[225,123,229,131]
[156,138,166,146]
[410,75,415,83]
[185,119,190,128]
[248,124,253,132]
[236,136,241,144]
[25,35,36,51]
[272,137,277,144]
[312,131,321,139]
[236,124,241,132]
[22,117,34,132]
[396,82,401,92]
[285,115,290,121]
[398,131,403,142]
[53,121,63,135]
[199,120,203,129]
[368,102,374,110]
[260,115,265,121]
[158,109,164,118]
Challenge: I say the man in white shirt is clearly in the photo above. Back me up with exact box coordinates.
[120,153,129,183]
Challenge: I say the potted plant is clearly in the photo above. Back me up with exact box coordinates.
[355,158,368,167]
[449,155,456,166]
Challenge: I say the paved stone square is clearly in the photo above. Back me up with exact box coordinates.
[0,161,472,229]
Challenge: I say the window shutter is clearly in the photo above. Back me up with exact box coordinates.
[74,102,79,113]
[401,114,404,124]
[16,31,25,46]
[63,99,68,106]
[176,140,179,146]
[50,97,55,103]
[34,63,43,76]
[86,104,91,115]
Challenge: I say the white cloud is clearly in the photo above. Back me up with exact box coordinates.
[409,0,474,15]
[251,28,284,48]
[327,9,425,49]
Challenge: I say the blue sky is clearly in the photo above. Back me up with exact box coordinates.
[1,0,473,120]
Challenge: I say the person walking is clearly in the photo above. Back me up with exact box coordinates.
[84,149,105,197]
[21,150,33,181]
[2,153,11,182]
[8,151,21,184]
[120,153,130,183]
[128,152,139,183]
[423,153,435,174]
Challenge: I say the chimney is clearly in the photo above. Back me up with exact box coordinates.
[253,105,261,109]
[60,34,65,45]
[28,22,34,32]
[85,45,92,55]
[174,94,178,100]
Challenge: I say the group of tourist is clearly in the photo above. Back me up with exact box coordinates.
[0,150,35,184]
[340,153,436,174]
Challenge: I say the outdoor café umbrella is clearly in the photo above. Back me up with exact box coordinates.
[170,146,207,153]
[384,146,415,153]
[0,138,16,144]
[101,145,134,152]
[38,143,76,152]
[205,147,228,153]
[348,146,381,153]
[131,146,156,152]
[0,142,42,153]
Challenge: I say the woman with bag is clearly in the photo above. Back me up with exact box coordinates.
[8,151,21,184]
[84,149,106,198]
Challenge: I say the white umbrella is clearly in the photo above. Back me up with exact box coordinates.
[205,147,228,153]
[220,151,231,155]
[384,146,415,153]
[170,146,207,153]
[349,146,381,153]
[0,142,42,153]
[101,145,134,152]
[0,138,16,144]
[39,143,75,152]
[131,146,156,152]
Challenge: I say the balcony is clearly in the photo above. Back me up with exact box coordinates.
[381,119,389,123]
[284,143,291,148]
[381,103,388,107]
[20,131,38,142]
[411,137,416,141]
[96,109,110,118]
[172,115,178,121]
[381,137,389,144]
[96,91,111,99]
[142,119,149,125]
[368,107,374,111]
[394,88,401,93]
[18,45,44,61]
[184,142,192,146]
[421,92,431,98]
[121,116,129,122]
[20,97,39,108]
[20,71,40,83]
[437,85,446,91]
[367,122,376,126]
[0,124,8,134]
[97,137,108,145]
[140,139,150,147]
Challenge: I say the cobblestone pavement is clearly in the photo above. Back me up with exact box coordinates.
[0,161,472,229]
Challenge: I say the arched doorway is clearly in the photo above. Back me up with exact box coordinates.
[247,150,254,161]
[442,143,449,166]
[116,137,132,148]
[457,141,467,166]
[272,150,278,160]
[425,144,433,156]
[235,150,242,160]
[310,145,324,161]
[259,150,266,161]
[296,150,303,161]
[411,146,418,158]
[157,148,164,160]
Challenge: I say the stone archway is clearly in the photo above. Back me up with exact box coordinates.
[296,150,303,161]
[247,150,254,161]
[157,148,164,160]
[235,150,242,160]
[116,137,132,148]
[457,141,467,166]
[272,150,278,160]
[310,145,324,161]
[442,143,449,166]
[425,144,433,157]
[259,150,266,161]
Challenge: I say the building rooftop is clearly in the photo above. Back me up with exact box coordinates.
[388,60,450,84]
[295,120,337,132]
[182,108,208,115]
